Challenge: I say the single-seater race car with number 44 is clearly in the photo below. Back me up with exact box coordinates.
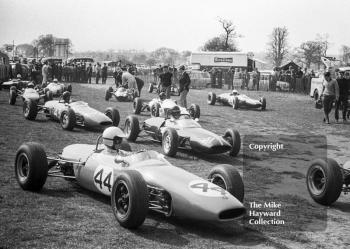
[14,137,245,229]
[105,86,136,102]
[306,158,350,205]
[133,94,200,120]
[22,91,120,131]
[123,106,241,157]
[208,90,266,110]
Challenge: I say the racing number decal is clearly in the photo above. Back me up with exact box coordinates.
[189,180,228,198]
[93,166,114,195]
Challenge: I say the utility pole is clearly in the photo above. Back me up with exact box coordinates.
[12,40,15,61]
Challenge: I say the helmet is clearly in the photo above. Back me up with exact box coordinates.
[53,78,58,83]
[232,90,238,95]
[16,74,22,79]
[168,105,181,119]
[102,127,126,150]
[62,91,71,103]
[27,82,34,88]
[159,92,166,100]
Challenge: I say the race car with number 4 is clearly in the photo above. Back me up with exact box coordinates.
[23,92,120,131]
[15,139,245,229]
[208,90,266,110]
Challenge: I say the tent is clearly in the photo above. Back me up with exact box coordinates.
[278,61,302,71]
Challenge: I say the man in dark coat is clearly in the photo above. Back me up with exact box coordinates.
[101,63,108,84]
[335,71,349,122]
[135,76,144,97]
[86,63,93,84]
[178,65,191,108]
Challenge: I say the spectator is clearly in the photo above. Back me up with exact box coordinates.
[15,60,22,78]
[57,62,63,81]
[178,65,191,108]
[95,63,101,84]
[86,63,93,84]
[227,67,234,90]
[42,61,49,85]
[321,72,339,124]
[252,68,260,91]
[135,76,144,97]
[335,72,349,122]
[121,67,138,95]
[101,63,108,84]
[158,66,173,98]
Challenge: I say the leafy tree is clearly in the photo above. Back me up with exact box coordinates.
[266,27,289,67]
[32,34,55,57]
[16,44,35,57]
[145,57,157,67]
[298,41,324,68]
[151,47,180,65]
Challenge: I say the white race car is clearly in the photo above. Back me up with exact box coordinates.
[105,86,136,102]
[44,81,72,96]
[208,91,266,110]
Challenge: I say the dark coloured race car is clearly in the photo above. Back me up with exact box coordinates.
[14,138,245,229]
[105,86,136,102]
[8,82,53,105]
[208,90,266,110]
[133,96,200,120]
[148,83,180,96]
[123,109,241,157]
[306,158,350,205]
[23,92,120,131]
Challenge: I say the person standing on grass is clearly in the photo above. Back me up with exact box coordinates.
[321,72,339,124]
[86,63,93,84]
[95,63,101,84]
[42,61,49,85]
[158,66,173,99]
[335,71,349,122]
[178,65,191,108]
[101,63,108,84]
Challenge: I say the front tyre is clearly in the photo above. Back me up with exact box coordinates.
[105,87,113,101]
[105,107,120,126]
[15,142,48,191]
[148,84,154,93]
[188,104,200,119]
[260,97,266,110]
[133,97,142,114]
[60,108,76,130]
[124,115,140,142]
[23,99,38,120]
[9,86,17,105]
[111,170,149,229]
[151,102,161,117]
[207,92,216,105]
[208,164,244,202]
[223,129,241,157]
[232,96,239,109]
[162,128,178,157]
[306,158,343,205]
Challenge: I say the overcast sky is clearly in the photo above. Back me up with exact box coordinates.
[1,0,349,55]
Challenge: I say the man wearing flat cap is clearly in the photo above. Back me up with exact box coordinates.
[178,65,191,108]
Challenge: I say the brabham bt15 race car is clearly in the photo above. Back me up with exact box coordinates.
[148,83,180,96]
[208,90,266,110]
[44,80,72,96]
[306,158,350,205]
[9,83,53,105]
[105,86,136,102]
[132,96,201,120]
[123,111,241,157]
[15,140,245,229]
[22,92,120,131]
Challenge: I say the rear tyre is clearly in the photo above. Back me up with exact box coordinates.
[306,158,343,205]
[60,108,76,130]
[111,170,148,229]
[44,90,53,102]
[105,107,120,126]
[124,115,140,142]
[260,97,266,110]
[188,104,200,119]
[208,164,244,202]
[151,102,161,117]
[133,97,142,114]
[232,96,239,109]
[15,142,48,191]
[23,100,38,120]
[105,87,113,101]
[67,84,72,93]
[162,128,178,157]
[223,129,241,157]
[9,87,17,105]
[207,92,216,105]
[148,84,154,93]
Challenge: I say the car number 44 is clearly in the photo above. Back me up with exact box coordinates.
[93,166,114,195]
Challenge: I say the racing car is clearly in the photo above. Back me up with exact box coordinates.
[148,83,180,96]
[2,78,31,90]
[9,82,53,105]
[44,79,72,96]
[123,109,241,157]
[208,90,266,110]
[306,158,350,205]
[23,91,120,131]
[133,96,200,120]
[105,86,136,102]
[14,139,245,229]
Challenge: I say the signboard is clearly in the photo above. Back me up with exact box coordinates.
[5,45,14,52]
[214,57,233,63]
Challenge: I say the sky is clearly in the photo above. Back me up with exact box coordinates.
[0,0,349,56]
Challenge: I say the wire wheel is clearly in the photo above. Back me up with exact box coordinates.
[61,112,69,126]
[211,174,227,190]
[115,181,130,216]
[125,119,131,136]
[163,134,171,153]
[307,165,326,196]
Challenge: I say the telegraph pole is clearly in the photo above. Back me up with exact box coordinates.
[12,40,15,61]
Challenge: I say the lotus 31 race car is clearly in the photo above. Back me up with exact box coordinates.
[123,111,241,157]
[133,96,200,120]
[9,83,53,105]
[44,80,72,96]
[307,158,350,205]
[208,90,266,110]
[15,139,245,229]
[105,86,136,102]
[23,92,120,131]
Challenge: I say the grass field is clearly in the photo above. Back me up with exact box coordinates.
[0,80,350,249]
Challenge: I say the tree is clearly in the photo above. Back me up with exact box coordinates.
[145,57,157,67]
[132,54,147,64]
[202,18,240,52]
[341,45,350,64]
[316,33,330,56]
[150,47,180,65]
[298,41,324,68]
[266,27,289,67]
[32,34,55,57]
[16,44,35,57]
